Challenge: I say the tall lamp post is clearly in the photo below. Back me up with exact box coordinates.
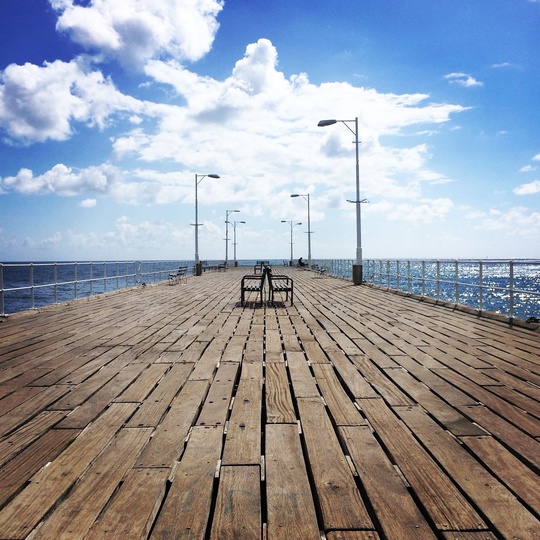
[290,194,311,269]
[193,173,220,276]
[318,117,363,284]
[225,209,240,267]
[281,220,302,266]
[232,220,245,266]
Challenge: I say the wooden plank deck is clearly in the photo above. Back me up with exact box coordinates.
[0,266,539,540]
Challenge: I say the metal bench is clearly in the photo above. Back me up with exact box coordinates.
[240,271,266,305]
[267,268,294,305]
[313,264,328,277]
[168,266,188,285]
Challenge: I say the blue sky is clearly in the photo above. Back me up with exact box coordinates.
[1,0,539,262]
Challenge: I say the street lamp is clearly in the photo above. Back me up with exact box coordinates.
[225,210,240,267]
[232,220,246,266]
[290,194,311,269]
[318,117,363,284]
[193,173,220,276]
[281,220,302,266]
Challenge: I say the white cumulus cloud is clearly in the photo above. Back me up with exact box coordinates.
[50,0,224,69]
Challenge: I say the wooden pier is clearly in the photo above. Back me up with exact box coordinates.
[0,267,539,539]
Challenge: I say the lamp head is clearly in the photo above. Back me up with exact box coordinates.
[290,194,299,198]
[208,174,220,179]
[239,221,246,224]
[318,119,337,127]
[281,220,287,223]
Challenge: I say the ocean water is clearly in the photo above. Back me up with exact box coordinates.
[363,259,540,321]
[1,259,539,320]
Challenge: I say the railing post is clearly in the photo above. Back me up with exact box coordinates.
[455,260,459,305]
[30,263,35,309]
[509,261,514,319]
[104,262,107,292]
[396,260,400,290]
[116,261,119,290]
[74,263,78,299]
[54,263,58,304]
[90,262,93,296]
[479,261,483,311]
[407,260,411,294]
[436,260,440,300]
[421,260,425,296]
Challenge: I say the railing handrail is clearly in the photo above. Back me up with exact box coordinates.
[0,260,193,316]
[3,258,539,321]
[362,258,540,321]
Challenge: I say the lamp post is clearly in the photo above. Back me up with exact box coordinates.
[290,194,311,269]
[281,220,302,266]
[232,220,245,266]
[193,173,220,276]
[225,209,240,268]
[318,117,363,284]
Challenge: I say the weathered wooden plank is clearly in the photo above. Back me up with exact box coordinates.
[126,363,193,427]
[222,362,262,465]
[391,355,477,406]
[457,404,540,470]
[326,350,378,399]
[210,465,261,540]
[287,351,319,398]
[312,364,366,426]
[86,467,169,539]
[395,405,540,539]
[114,363,170,403]
[150,425,224,540]
[0,410,65,466]
[189,336,229,381]
[357,398,486,531]
[29,427,152,540]
[297,397,373,530]
[0,402,137,539]
[136,379,209,468]
[265,424,320,540]
[265,362,296,423]
[461,435,540,515]
[434,367,540,436]
[340,425,437,540]
[440,533,497,540]
[302,339,330,363]
[221,334,248,363]
[326,533,381,540]
[350,355,413,406]
[0,385,70,437]
[0,428,79,507]
[383,368,486,436]
[196,362,239,427]
[58,363,147,428]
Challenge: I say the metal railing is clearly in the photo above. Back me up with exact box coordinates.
[0,261,192,316]
[363,259,540,321]
[3,258,539,321]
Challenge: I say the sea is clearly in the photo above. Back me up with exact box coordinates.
[1,259,539,321]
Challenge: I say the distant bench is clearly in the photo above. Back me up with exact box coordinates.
[312,264,328,276]
[201,263,227,272]
[253,261,270,274]
[168,266,188,285]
